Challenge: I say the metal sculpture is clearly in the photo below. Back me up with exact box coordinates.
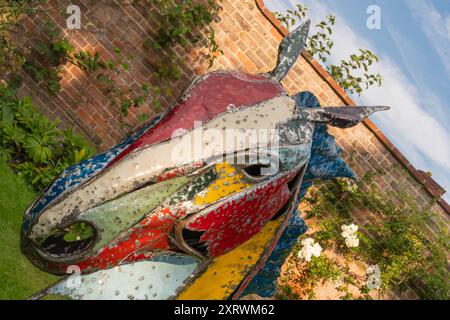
[21,20,388,300]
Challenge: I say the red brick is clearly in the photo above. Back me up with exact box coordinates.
[13,0,448,224]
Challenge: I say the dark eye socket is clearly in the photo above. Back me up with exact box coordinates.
[243,164,269,177]
[242,163,274,182]
[38,222,96,260]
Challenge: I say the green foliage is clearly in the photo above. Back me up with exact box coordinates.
[275,3,308,29]
[304,178,449,300]
[23,20,74,95]
[328,49,382,94]
[149,0,222,55]
[277,252,341,300]
[152,0,217,46]
[63,222,95,242]
[72,50,102,72]
[0,82,95,190]
[307,15,335,64]
[2,0,223,123]
[0,1,74,95]
[0,0,38,74]
[0,159,60,299]
[77,47,154,118]
[146,0,223,75]
[306,255,342,285]
[274,4,382,95]
[68,0,223,121]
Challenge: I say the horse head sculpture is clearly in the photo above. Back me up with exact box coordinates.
[21,21,388,300]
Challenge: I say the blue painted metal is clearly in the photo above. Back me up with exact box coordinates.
[240,91,356,298]
[21,113,164,233]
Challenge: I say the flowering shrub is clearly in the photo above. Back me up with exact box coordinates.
[366,265,382,290]
[341,224,359,248]
[297,238,322,262]
[300,177,449,300]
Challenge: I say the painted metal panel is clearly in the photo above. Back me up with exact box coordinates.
[21,20,388,300]
[47,255,200,300]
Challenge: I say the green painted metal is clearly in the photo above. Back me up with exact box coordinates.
[83,177,189,251]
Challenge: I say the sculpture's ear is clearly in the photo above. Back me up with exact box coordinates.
[304,106,389,128]
[270,20,310,82]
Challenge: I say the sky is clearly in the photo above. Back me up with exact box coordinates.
[266,0,450,202]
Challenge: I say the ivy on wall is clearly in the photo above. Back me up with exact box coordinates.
[1,0,223,121]
[0,0,223,188]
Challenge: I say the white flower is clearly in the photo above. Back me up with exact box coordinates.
[311,243,322,257]
[366,264,382,290]
[341,224,359,248]
[341,224,358,238]
[367,264,381,275]
[301,238,315,247]
[348,224,358,233]
[297,249,313,262]
[297,238,322,262]
[344,235,359,248]
[367,274,381,290]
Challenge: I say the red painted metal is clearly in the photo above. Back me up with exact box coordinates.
[77,208,178,272]
[109,72,283,165]
[184,171,296,257]
[55,172,296,273]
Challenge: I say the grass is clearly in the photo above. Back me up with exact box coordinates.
[0,159,60,300]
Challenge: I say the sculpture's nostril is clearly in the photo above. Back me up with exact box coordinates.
[37,222,96,260]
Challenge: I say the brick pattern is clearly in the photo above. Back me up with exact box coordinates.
[253,0,449,216]
[10,0,449,299]
[15,0,218,149]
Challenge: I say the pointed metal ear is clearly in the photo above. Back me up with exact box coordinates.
[305,106,390,128]
[270,20,311,82]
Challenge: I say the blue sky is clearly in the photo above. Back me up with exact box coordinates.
[266,0,450,202]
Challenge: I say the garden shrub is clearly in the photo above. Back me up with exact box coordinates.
[300,177,449,300]
[0,82,95,191]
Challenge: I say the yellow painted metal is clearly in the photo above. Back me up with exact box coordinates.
[194,163,250,206]
[177,218,282,300]
[178,163,282,299]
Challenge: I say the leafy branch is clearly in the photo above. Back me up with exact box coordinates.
[274,4,382,95]
[1,0,223,123]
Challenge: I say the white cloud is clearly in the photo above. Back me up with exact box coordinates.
[406,0,450,74]
[362,57,450,174]
[265,0,450,197]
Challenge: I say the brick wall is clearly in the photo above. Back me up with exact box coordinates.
[11,0,449,298]
[253,1,449,221]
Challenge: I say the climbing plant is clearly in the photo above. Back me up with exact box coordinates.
[274,4,382,95]
[0,0,223,187]
[1,0,223,120]
[279,176,449,300]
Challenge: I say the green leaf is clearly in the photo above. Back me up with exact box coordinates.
[137,113,149,122]
[141,82,149,95]
[73,148,86,163]
[23,135,53,163]
[120,100,132,115]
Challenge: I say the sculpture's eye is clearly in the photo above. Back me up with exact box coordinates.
[241,157,279,182]
[37,222,96,260]
[242,163,271,181]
